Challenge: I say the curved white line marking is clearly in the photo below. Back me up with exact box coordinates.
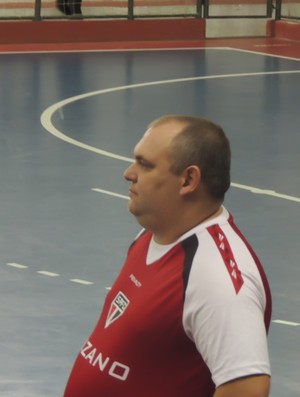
[40,70,300,162]
[41,70,300,203]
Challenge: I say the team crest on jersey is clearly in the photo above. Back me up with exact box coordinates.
[105,291,130,329]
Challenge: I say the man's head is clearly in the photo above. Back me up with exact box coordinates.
[123,115,231,243]
[149,115,231,202]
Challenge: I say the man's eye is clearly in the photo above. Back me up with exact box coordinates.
[139,161,152,170]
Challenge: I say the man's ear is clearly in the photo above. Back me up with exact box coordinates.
[180,166,201,195]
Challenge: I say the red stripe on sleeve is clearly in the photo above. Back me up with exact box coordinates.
[207,224,244,294]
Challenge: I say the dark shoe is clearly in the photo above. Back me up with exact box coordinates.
[70,13,83,19]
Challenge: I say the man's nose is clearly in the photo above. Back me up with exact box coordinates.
[123,163,137,182]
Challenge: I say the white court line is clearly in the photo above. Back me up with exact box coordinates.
[91,188,129,200]
[41,70,300,204]
[6,262,28,269]
[3,263,299,326]
[0,47,226,56]
[40,70,300,161]
[92,186,300,204]
[231,183,300,203]
[36,270,60,277]
[272,320,300,326]
[228,47,300,62]
[1,46,300,63]
[70,278,94,285]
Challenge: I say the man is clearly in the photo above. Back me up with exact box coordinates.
[56,0,82,17]
[64,115,272,397]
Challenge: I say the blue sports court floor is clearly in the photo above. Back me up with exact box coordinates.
[0,41,299,396]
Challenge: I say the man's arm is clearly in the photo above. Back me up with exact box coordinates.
[213,375,270,397]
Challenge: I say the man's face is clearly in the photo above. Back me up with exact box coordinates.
[123,121,185,232]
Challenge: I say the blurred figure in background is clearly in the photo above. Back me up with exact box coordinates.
[56,0,82,17]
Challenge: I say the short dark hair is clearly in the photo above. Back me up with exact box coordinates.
[151,115,231,201]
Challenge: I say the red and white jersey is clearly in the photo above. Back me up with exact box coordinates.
[64,207,271,397]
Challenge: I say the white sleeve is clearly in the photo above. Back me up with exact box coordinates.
[182,229,271,387]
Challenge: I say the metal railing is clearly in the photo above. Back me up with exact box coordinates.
[0,1,298,22]
[203,0,274,19]
[279,0,300,20]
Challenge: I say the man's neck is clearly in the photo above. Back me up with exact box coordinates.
[153,205,223,245]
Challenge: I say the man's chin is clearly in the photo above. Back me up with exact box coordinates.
[127,202,139,216]
[128,205,145,226]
